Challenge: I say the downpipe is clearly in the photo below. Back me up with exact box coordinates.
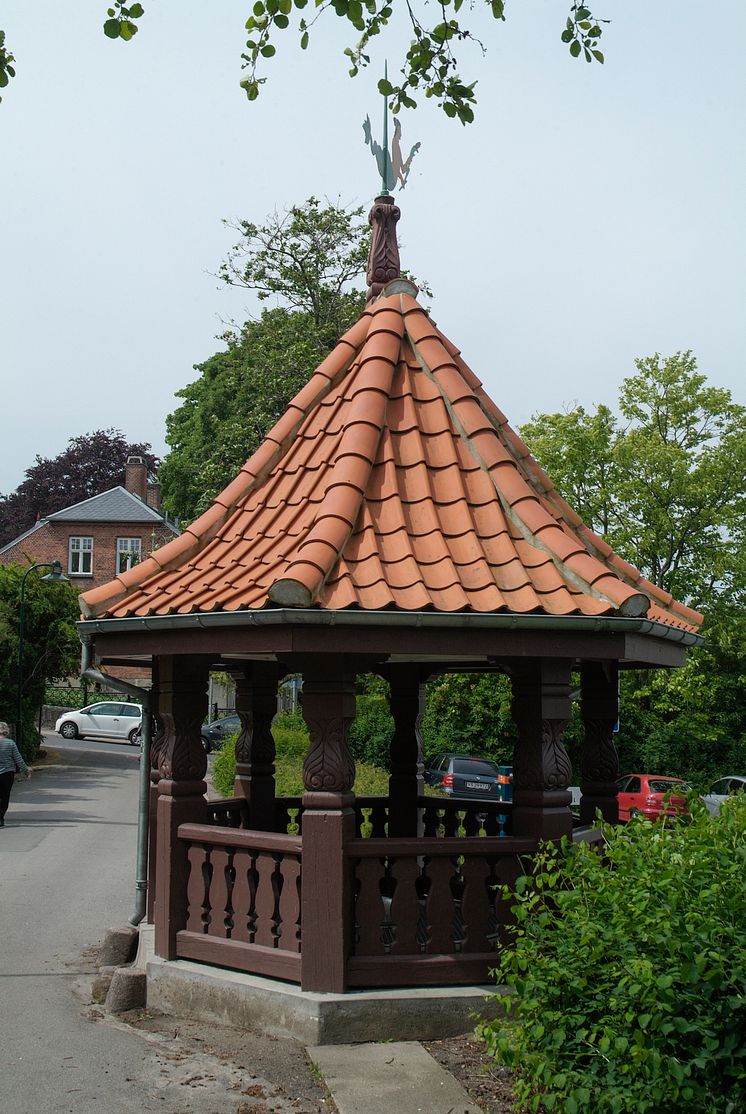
[80,638,151,928]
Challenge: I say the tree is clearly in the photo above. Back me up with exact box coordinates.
[521,352,746,609]
[522,352,746,784]
[160,199,369,522]
[218,197,369,336]
[0,3,606,121]
[0,430,159,548]
[0,565,80,760]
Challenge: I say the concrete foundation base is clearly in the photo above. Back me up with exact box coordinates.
[146,956,506,1045]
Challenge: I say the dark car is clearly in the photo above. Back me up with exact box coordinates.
[424,753,503,801]
[201,713,241,753]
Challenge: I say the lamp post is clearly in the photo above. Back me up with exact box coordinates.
[16,560,69,752]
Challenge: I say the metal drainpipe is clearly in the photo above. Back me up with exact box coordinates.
[80,638,151,927]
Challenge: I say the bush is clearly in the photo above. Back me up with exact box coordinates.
[211,712,389,798]
[481,798,746,1113]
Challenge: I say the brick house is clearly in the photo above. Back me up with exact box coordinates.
[0,457,180,590]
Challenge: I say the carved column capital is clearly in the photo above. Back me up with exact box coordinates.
[156,655,210,786]
[511,661,573,840]
[367,195,401,302]
[579,662,620,823]
[232,662,279,829]
[299,668,356,803]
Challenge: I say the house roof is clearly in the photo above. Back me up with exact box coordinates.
[0,486,178,557]
[47,487,174,524]
[79,282,702,635]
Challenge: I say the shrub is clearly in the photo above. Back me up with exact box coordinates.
[481,797,746,1113]
[349,681,394,767]
[211,713,389,799]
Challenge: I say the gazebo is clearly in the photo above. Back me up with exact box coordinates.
[78,196,702,999]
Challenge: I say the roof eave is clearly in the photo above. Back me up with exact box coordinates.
[77,607,704,648]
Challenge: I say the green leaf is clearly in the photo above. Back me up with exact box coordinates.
[569,40,581,57]
[103,18,121,38]
[561,29,573,43]
[260,43,276,56]
[300,30,309,48]
[119,20,137,40]
[592,49,604,63]
[377,78,393,95]
[128,2,145,17]
[274,14,289,28]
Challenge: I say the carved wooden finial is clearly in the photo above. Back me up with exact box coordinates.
[366,195,401,303]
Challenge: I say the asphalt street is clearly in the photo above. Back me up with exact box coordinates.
[0,735,271,1114]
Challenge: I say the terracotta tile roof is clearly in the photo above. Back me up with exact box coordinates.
[80,284,703,634]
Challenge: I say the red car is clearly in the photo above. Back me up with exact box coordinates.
[616,774,690,822]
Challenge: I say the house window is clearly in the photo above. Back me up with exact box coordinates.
[68,536,93,576]
[117,537,141,573]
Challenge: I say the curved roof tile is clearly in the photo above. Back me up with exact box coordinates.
[80,286,702,633]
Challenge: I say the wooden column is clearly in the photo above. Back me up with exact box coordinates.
[579,662,620,824]
[233,662,279,831]
[298,657,356,993]
[511,660,573,841]
[387,665,425,838]
[154,654,210,960]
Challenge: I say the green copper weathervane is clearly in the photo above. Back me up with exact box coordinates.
[363,66,421,193]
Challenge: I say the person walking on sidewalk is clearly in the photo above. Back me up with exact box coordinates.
[0,721,31,828]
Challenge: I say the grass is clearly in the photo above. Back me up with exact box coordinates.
[212,725,390,798]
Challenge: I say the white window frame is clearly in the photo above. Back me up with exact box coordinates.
[68,535,93,576]
[116,536,142,573]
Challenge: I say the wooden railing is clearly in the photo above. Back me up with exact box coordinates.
[347,835,533,986]
[206,797,248,828]
[176,824,302,982]
[207,793,513,840]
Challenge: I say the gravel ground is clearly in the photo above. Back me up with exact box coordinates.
[94,1004,517,1114]
[425,1033,516,1113]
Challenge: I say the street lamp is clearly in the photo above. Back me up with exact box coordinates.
[16,560,69,752]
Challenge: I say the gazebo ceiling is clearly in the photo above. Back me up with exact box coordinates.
[80,280,701,638]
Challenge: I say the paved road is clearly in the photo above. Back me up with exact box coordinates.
[0,736,266,1113]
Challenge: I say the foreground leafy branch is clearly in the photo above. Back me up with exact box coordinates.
[241,0,608,122]
[0,3,607,119]
[482,798,746,1112]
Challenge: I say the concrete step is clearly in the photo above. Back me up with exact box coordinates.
[308,1041,483,1114]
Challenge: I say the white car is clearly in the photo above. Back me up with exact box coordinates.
[701,775,746,816]
[55,701,143,745]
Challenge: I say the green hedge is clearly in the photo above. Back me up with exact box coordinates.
[212,716,389,798]
[481,797,746,1113]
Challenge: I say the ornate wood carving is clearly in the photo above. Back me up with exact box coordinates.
[511,661,573,839]
[234,666,277,776]
[303,715,355,793]
[581,718,619,784]
[297,669,356,798]
[511,712,572,794]
[156,655,210,784]
[367,196,401,302]
[579,663,620,823]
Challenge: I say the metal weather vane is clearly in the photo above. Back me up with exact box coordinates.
[363,66,421,194]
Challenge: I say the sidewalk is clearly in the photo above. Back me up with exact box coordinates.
[308,1042,483,1113]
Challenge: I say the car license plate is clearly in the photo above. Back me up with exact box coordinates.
[466,781,486,790]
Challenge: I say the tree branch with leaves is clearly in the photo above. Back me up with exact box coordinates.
[1,3,607,120]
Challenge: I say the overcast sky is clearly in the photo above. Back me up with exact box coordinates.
[2,2,744,496]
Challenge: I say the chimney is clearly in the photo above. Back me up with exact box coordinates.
[146,480,162,511]
[125,456,148,502]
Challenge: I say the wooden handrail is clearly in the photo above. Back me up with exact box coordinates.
[178,823,302,855]
[348,835,536,856]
